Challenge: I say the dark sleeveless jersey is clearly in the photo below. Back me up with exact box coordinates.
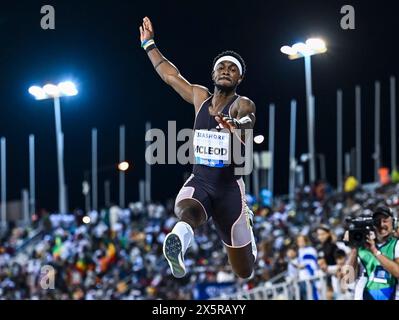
[192,94,244,184]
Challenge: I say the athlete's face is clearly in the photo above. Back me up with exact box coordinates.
[212,61,242,90]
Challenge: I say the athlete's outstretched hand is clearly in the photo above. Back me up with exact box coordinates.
[139,16,154,43]
[215,112,240,132]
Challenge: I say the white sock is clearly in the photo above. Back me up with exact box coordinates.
[171,221,194,255]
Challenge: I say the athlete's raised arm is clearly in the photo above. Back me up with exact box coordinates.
[139,17,209,110]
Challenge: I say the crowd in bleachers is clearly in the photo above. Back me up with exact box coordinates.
[0,176,398,300]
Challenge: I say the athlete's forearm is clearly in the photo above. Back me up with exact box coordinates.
[236,99,256,130]
[146,47,180,85]
[144,45,201,105]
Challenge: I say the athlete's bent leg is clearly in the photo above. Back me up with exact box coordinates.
[163,199,207,278]
[225,205,257,279]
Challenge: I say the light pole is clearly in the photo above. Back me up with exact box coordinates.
[1,138,6,230]
[119,125,126,208]
[92,128,97,212]
[289,99,297,206]
[29,135,35,219]
[374,81,381,182]
[317,153,326,182]
[300,153,310,184]
[29,81,78,213]
[268,104,275,199]
[391,76,397,172]
[281,38,327,184]
[337,89,343,191]
[355,86,362,183]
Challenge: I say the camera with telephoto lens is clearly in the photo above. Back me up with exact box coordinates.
[346,213,375,247]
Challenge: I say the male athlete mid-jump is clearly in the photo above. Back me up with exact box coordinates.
[140,17,257,279]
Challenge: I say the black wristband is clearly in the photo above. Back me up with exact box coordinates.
[145,44,157,53]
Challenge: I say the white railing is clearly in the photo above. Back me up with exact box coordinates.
[212,274,329,300]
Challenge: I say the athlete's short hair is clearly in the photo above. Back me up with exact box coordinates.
[212,50,246,77]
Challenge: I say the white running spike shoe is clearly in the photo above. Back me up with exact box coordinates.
[163,233,186,278]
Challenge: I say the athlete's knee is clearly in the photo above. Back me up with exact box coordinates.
[231,253,255,279]
[233,265,254,279]
[179,207,199,227]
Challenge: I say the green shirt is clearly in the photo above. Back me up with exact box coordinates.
[358,237,398,300]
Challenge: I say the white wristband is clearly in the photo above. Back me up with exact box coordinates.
[238,116,251,124]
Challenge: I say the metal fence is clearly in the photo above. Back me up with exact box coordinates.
[212,274,329,300]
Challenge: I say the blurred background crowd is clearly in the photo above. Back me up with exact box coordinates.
[0,175,398,300]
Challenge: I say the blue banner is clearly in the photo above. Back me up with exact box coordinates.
[193,282,237,300]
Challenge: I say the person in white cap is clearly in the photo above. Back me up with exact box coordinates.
[139,16,257,279]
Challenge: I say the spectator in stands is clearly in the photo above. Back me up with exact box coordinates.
[2,176,399,300]
[344,175,359,193]
[286,246,299,281]
[331,249,353,300]
[316,224,338,266]
[296,235,319,300]
[316,256,334,300]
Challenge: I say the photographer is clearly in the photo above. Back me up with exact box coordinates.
[345,206,399,300]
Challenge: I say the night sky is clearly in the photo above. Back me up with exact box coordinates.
[0,0,398,212]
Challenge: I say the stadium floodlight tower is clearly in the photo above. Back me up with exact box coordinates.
[28,81,78,214]
[280,38,327,184]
